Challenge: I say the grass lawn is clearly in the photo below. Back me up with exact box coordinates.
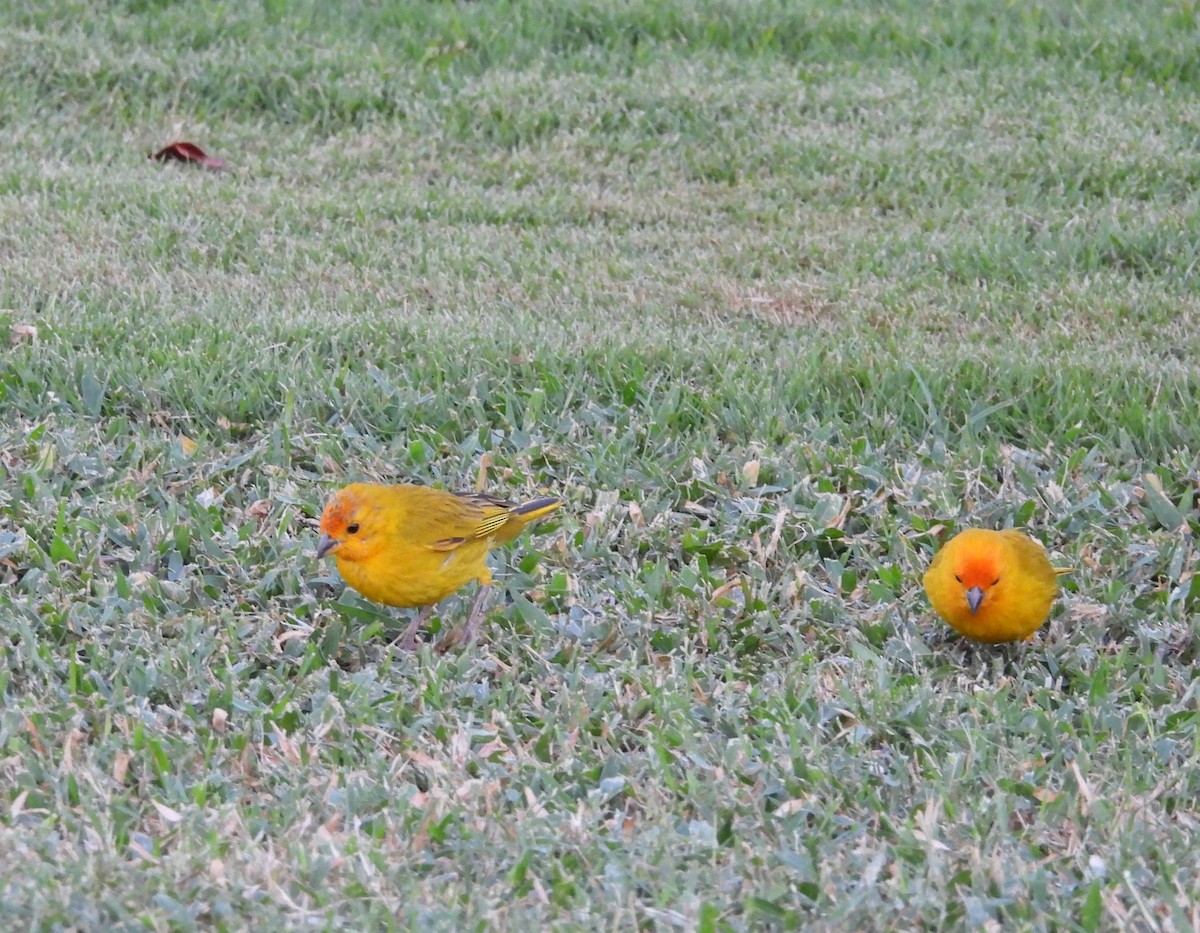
[2,0,1199,929]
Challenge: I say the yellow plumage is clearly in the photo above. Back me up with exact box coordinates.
[923,528,1070,643]
[317,482,563,646]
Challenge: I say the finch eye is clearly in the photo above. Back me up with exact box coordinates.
[346,523,360,535]
[992,577,1001,586]
[954,575,963,583]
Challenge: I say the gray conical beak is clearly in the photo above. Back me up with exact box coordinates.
[966,586,984,615]
[316,532,338,559]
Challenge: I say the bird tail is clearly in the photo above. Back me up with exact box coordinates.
[485,495,563,545]
[512,496,564,525]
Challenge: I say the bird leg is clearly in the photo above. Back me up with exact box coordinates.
[392,605,436,651]
[440,585,492,652]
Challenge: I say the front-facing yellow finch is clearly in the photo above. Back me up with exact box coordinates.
[923,528,1071,643]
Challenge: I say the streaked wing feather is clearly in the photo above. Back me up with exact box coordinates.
[456,491,518,510]
[387,487,524,549]
[454,491,517,540]
[390,486,494,548]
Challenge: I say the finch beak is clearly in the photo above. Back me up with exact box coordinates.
[316,532,339,559]
[966,586,985,615]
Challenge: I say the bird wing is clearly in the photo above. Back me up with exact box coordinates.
[1001,529,1066,584]
[388,486,515,551]
[454,492,520,540]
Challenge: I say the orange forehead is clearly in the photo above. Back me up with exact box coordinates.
[955,554,1000,588]
[947,533,1002,587]
[319,490,360,534]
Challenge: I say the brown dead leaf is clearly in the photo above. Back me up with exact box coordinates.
[772,797,810,818]
[9,322,38,345]
[322,812,344,834]
[9,790,30,819]
[523,786,547,817]
[112,751,131,784]
[406,751,439,770]
[273,731,302,766]
[711,578,741,602]
[152,800,183,824]
[23,716,45,755]
[476,452,494,492]
[61,728,85,773]
[149,140,227,171]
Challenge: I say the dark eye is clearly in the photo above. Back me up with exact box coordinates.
[992,577,1001,586]
[954,575,963,583]
[346,523,360,535]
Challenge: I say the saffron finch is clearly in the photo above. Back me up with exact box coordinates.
[317,482,563,648]
[923,528,1071,643]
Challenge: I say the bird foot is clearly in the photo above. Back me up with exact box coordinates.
[438,587,491,653]
[390,607,434,651]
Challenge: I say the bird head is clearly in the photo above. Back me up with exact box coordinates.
[950,547,1004,616]
[317,485,382,564]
